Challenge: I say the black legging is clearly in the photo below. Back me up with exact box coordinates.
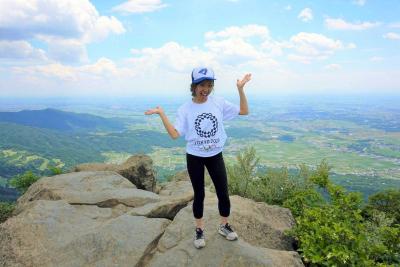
[186,152,230,219]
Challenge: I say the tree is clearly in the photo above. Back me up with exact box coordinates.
[9,171,40,194]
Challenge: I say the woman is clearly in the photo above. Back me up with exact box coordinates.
[145,67,251,249]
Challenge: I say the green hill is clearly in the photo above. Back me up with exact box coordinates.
[0,122,184,179]
[0,108,125,132]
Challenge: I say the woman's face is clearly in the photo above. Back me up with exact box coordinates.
[194,80,214,99]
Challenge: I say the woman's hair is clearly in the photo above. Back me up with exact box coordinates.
[190,80,214,97]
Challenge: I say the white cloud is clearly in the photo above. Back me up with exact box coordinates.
[286,32,350,63]
[203,25,281,67]
[78,58,132,78]
[3,23,378,97]
[298,8,313,22]
[7,63,400,97]
[260,40,284,57]
[84,16,125,43]
[325,18,380,30]
[285,5,292,11]
[112,0,167,14]
[383,32,400,40]
[13,63,77,81]
[205,38,262,65]
[0,0,125,42]
[11,58,132,82]
[353,0,366,6]
[205,25,269,40]
[0,40,47,61]
[0,0,125,63]
[129,42,217,72]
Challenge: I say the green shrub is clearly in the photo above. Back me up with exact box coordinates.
[287,182,372,266]
[227,146,305,205]
[48,166,63,175]
[364,210,400,264]
[226,147,399,266]
[0,201,16,223]
[289,203,372,266]
[254,167,302,205]
[283,188,324,217]
[227,146,259,198]
[308,159,330,188]
[9,171,40,194]
[363,189,400,225]
[286,163,400,266]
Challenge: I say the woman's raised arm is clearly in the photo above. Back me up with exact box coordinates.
[236,73,251,115]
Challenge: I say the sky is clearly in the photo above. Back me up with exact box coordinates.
[0,0,399,98]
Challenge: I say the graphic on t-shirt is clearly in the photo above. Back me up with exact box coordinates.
[194,113,218,138]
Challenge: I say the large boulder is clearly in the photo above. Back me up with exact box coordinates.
[74,154,157,192]
[129,180,194,220]
[1,169,303,267]
[1,170,191,267]
[146,192,303,267]
[14,171,160,215]
[0,199,170,267]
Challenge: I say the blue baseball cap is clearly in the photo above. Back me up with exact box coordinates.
[191,67,216,84]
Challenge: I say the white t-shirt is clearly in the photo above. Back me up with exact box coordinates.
[173,95,240,157]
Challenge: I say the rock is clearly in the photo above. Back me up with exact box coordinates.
[1,169,303,267]
[129,181,194,220]
[0,200,170,267]
[170,170,190,181]
[226,195,296,250]
[146,191,303,267]
[158,180,193,199]
[74,154,157,192]
[14,171,160,215]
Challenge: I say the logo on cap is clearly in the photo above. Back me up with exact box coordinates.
[198,68,208,75]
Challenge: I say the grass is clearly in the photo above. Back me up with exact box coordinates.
[0,149,66,175]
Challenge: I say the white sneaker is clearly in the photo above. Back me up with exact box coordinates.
[218,223,238,241]
[194,228,206,249]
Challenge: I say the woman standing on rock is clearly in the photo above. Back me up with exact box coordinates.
[145,67,251,249]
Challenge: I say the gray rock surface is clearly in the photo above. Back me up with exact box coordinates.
[0,200,170,267]
[74,154,157,192]
[147,191,303,267]
[14,171,160,215]
[1,164,303,267]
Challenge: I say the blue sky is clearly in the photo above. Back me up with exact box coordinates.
[0,0,399,97]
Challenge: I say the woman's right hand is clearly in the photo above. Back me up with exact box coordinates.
[144,106,164,115]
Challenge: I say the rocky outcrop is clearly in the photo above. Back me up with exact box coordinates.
[1,167,303,266]
[147,192,302,267]
[1,171,193,267]
[13,171,160,216]
[74,154,157,192]
[1,200,170,267]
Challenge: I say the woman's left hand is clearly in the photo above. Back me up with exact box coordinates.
[237,73,252,90]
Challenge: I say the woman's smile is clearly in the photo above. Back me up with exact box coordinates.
[193,80,214,103]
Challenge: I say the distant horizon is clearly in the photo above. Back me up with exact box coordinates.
[1,91,400,100]
[0,92,400,104]
[1,92,399,114]
[0,91,400,103]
